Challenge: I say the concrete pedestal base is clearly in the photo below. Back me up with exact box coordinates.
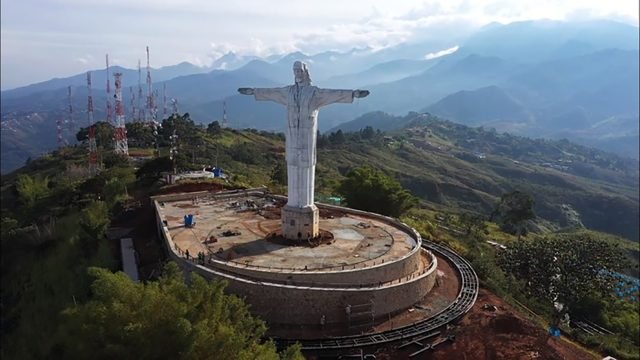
[281,204,319,240]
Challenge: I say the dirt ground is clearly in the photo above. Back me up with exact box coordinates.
[369,288,599,360]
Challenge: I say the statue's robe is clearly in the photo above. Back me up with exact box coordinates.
[253,85,354,208]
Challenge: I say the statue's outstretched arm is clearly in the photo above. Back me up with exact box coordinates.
[314,88,370,108]
[238,88,254,95]
[238,87,288,105]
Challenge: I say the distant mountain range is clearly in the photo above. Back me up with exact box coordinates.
[1,19,639,173]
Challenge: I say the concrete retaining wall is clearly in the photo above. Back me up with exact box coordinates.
[154,189,438,325]
[207,250,423,287]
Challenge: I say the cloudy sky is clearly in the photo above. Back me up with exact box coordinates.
[1,0,638,90]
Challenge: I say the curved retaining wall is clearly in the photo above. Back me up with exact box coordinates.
[154,189,438,325]
[203,250,423,287]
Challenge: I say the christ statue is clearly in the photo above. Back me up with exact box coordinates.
[239,61,369,240]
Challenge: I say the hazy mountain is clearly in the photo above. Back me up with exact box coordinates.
[363,53,522,114]
[161,65,279,105]
[2,19,639,172]
[328,111,404,133]
[462,19,639,63]
[323,59,438,88]
[209,52,261,70]
[418,49,639,157]
[425,86,532,126]
[1,62,206,100]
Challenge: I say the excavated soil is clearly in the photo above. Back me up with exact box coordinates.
[367,289,598,360]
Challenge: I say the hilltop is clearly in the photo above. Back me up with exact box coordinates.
[2,112,638,359]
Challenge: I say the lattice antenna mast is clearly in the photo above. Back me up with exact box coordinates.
[138,59,144,122]
[163,83,167,118]
[87,71,98,174]
[87,73,94,127]
[171,98,179,115]
[113,72,129,155]
[222,101,228,128]
[129,87,136,120]
[67,86,75,136]
[146,46,155,122]
[106,54,113,124]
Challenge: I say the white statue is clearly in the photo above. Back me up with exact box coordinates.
[239,61,369,239]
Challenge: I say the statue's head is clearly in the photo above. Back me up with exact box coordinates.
[293,61,311,85]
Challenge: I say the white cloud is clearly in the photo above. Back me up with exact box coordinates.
[425,45,459,59]
[74,54,94,64]
[1,0,638,89]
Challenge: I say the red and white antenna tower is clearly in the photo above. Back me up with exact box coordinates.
[222,101,228,128]
[87,71,98,174]
[67,86,75,135]
[106,54,113,124]
[146,46,155,122]
[163,83,167,118]
[137,59,144,122]
[113,72,129,156]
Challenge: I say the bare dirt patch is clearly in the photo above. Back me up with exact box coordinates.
[375,288,599,360]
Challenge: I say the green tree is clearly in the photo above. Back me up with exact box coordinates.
[162,113,199,144]
[126,122,155,148]
[498,233,628,323]
[15,174,50,210]
[60,263,303,360]
[270,159,287,185]
[359,126,376,140]
[328,130,345,145]
[76,121,114,148]
[79,200,110,256]
[136,156,173,182]
[459,212,487,240]
[102,152,130,169]
[491,190,535,239]
[337,166,418,217]
[207,120,222,136]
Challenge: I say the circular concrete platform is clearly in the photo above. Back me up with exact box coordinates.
[153,189,439,329]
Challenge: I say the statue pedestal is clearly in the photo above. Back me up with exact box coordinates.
[281,204,319,240]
